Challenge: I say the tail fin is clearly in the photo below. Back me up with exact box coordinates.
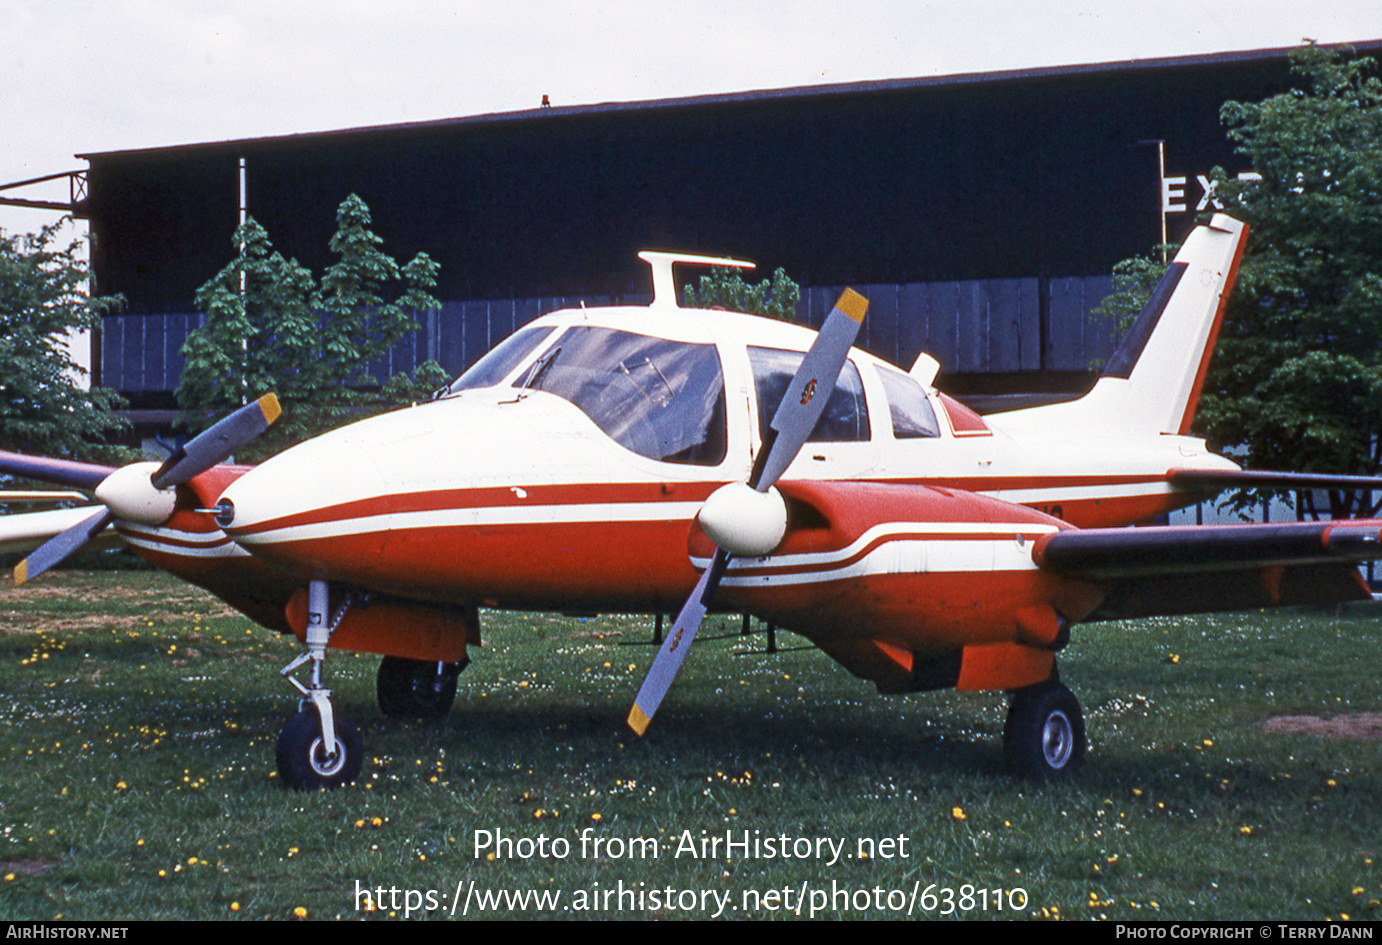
[1095,214,1248,435]
[993,214,1248,437]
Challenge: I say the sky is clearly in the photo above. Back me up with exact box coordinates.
[3,0,1382,237]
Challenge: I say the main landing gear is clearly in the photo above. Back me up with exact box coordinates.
[276,580,362,790]
[377,656,466,720]
[1003,678,1086,779]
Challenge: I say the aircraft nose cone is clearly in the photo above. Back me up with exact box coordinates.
[217,431,382,550]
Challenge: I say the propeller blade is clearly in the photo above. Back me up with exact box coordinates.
[7,395,282,584]
[627,289,868,736]
[0,451,115,491]
[749,288,868,491]
[152,394,282,489]
[13,508,115,585]
[627,548,730,735]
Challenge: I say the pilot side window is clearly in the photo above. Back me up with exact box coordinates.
[748,346,870,442]
[877,369,940,439]
[515,326,727,466]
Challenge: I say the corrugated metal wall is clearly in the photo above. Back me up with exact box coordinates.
[98,275,1116,392]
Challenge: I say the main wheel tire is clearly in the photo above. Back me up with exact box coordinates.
[1003,679,1086,779]
[276,707,363,790]
[377,656,462,720]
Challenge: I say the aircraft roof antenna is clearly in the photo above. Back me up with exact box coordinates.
[637,251,755,309]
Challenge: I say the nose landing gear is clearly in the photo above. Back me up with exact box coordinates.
[276,580,362,791]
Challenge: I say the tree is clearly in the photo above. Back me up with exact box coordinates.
[0,219,128,462]
[1101,44,1382,518]
[1200,43,1382,518]
[683,266,801,321]
[177,195,449,461]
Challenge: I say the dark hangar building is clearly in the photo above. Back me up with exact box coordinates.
[71,41,1382,424]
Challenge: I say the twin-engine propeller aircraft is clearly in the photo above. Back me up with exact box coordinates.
[5,214,1382,789]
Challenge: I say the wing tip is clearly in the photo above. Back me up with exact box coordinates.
[834,288,868,324]
[13,559,27,586]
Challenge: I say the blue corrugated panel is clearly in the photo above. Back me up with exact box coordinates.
[121,316,144,392]
[1082,275,1117,363]
[858,284,899,367]
[923,282,960,375]
[101,316,122,391]
[165,314,190,390]
[896,283,929,374]
[986,280,1022,373]
[438,301,466,377]
[514,297,543,330]
[144,316,165,392]
[462,300,491,371]
[1046,277,1086,371]
[1018,278,1042,371]
[956,281,989,374]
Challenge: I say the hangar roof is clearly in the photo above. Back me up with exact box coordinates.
[77,40,1382,162]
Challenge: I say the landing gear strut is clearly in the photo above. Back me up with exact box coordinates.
[1003,678,1086,779]
[276,580,362,790]
[377,656,466,719]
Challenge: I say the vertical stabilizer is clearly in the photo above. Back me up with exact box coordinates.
[1097,214,1248,435]
[994,214,1248,437]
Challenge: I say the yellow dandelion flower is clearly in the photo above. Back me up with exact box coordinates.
[1239,826,1253,835]
[591,812,602,822]
[293,906,307,919]
[116,781,127,791]
[951,806,966,821]
[230,903,240,912]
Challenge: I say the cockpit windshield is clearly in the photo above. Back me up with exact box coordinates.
[515,326,727,466]
[446,326,556,394]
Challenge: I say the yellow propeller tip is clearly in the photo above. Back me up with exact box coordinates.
[257,393,282,425]
[835,288,868,324]
[13,560,28,586]
[626,704,651,737]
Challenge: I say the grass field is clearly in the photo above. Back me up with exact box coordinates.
[0,569,1380,921]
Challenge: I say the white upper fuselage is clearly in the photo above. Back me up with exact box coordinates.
[216,298,1237,578]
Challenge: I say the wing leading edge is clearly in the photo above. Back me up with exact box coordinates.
[1033,520,1382,620]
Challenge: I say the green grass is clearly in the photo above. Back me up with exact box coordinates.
[0,570,1380,920]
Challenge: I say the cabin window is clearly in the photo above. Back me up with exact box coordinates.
[515,326,727,466]
[877,369,940,439]
[748,347,870,442]
[447,326,556,393]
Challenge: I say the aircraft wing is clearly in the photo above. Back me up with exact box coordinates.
[1169,467,1382,493]
[0,506,122,556]
[1033,520,1382,620]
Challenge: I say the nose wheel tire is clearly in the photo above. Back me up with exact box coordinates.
[1004,679,1086,779]
[276,707,363,790]
[377,656,464,720]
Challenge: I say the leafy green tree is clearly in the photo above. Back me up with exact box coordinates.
[1199,43,1382,517]
[0,220,128,462]
[1099,44,1382,518]
[177,194,448,461]
[683,266,800,320]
